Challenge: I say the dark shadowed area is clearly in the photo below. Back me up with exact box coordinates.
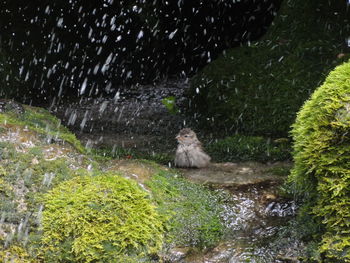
[0,0,281,103]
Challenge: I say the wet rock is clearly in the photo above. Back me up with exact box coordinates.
[106,159,167,184]
[51,78,189,137]
[50,79,191,158]
[31,157,39,165]
[179,161,292,187]
[0,99,25,114]
[164,247,191,262]
[265,200,297,217]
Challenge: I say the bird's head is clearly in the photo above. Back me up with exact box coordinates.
[176,128,198,145]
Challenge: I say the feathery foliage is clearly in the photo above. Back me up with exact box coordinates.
[290,60,350,262]
[41,174,164,262]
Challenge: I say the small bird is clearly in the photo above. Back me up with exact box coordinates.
[174,128,211,168]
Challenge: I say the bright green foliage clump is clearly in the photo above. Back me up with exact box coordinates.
[189,0,349,136]
[161,96,179,115]
[207,135,291,163]
[290,60,350,262]
[146,172,223,249]
[0,245,33,263]
[41,174,164,262]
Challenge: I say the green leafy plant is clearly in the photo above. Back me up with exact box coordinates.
[41,174,164,262]
[162,96,179,114]
[289,60,350,262]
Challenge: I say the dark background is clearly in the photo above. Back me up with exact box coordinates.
[0,0,281,103]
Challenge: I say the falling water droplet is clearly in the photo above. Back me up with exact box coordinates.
[80,78,88,95]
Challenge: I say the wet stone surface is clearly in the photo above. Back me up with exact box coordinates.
[99,159,299,262]
[51,79,189,138]
[179,161,292,187]
[166,161,300,263]
[0,99,25,114]
[50,78,193,156]
[166,182,299,263]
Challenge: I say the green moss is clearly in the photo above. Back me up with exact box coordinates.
[0,245,33,263]
[0,103,226,260]
[91,144,173,165]
[0,164,7,176]
[40,174,164,262]
[146,171,223,249]
[188,0,349,137]
[0,105,85,153]
[28,146,44,158]
[90,145,135,160]
[0,177,13,195]
[289,60,350,262]
[0,139,89,259]
[0,144,79,191]
[207,134,291,163]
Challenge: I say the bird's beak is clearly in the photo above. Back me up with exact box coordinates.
[175,135,180,140]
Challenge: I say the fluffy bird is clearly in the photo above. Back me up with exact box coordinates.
[174,128,211,168]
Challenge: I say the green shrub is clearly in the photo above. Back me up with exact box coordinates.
[146,172,223,249]
[188,0,349,137]
[41,174,164,262]
[206,135,291,163]
[289,60,350,262]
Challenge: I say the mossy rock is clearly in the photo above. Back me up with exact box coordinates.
[0,99,25,114]
[0,104,85,152]
[0,103,224,260]
[206,134,291,163]
[289,59,350,262]
[0,107,98,259]
[146,171,224,249]
[108,159,225,249]
[0,141,83,224]
[40,174,164,262]
[188,0,350,136]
